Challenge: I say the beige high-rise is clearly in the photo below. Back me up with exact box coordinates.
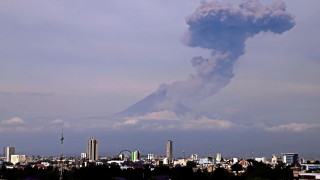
[87,137,98,161]
[166,140,172,163]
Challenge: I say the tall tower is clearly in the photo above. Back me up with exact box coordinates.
[166,140,173,163]
[5,146,15,162]
[59,130,64,180]
[87,137,98,161]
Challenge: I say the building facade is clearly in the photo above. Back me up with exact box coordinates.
[5,146,15,162]
[282,153,299,164]
[87,137,98,161]
[216,153,222,163]
[166,140,173,163]
[11,155,26,164]
[132,151,140,162]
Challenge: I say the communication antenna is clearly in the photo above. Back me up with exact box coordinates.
[60,128,64,180]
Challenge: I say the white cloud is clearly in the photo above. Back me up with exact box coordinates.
[132,110,180,121]
[51,119,70,128]
[1,117,25,126]
[111,111,320,133]
[255,122,320,132]
[182,116,235,130]
[0,117,43,133]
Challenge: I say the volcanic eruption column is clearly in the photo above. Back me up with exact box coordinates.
[120,0,295,116]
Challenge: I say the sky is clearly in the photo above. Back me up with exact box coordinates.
[1,0,320,159]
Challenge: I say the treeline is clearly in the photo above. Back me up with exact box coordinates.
[0,160,293,180]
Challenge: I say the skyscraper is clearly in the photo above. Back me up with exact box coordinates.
[87,137,98,161]
[5,146,15,162]
[132,151,140,162]
[166,140,172,163]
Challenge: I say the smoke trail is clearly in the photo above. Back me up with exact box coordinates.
[119,0,295,116]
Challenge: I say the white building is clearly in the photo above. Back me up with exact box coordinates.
[81,153,87,159]
[174,159,188,166]
[5,146,15,162]
[199,157,214,166]
[233,158,239,164]
[147,154,155,161]
[271,154,279,164]
[191,154,199,161]
[216,153,222,163]
[282,153,299,164]
[163,158,169,165]
[255,157,267,163]
[11,155,26,164]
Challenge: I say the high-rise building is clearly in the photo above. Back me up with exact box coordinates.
[166,140,173,163]
[132,151,140,162]
[5,146,15,162]
[87,137,98,161]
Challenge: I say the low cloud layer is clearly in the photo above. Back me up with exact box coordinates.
[112,110,320,133]
[114,111,236,130]
[256,122,320,132]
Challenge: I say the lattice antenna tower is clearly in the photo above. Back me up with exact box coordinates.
[59,128,64,180]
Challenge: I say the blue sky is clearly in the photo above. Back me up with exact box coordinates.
[1,0,320,158]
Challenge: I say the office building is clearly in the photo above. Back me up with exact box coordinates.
[132,151,140,162]
[87,137,98,161]
[166,140,173,163]
[282,153,299,164]
[5,146,15,162]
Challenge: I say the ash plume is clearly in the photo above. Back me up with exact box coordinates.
[118,0,295,116]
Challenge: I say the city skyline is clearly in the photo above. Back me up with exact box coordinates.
[1,0,320,157]
[1,141,308,162]
[0,137,314,161]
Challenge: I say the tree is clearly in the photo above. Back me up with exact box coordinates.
[186,161,197,168]
[211,167,234,180]
[231,163,243,175]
